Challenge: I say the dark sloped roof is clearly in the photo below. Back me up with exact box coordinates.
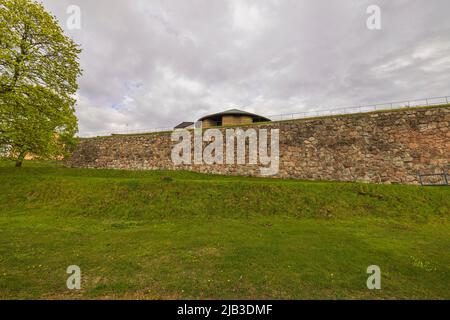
[174,121,194,129]
[198,109,271,122]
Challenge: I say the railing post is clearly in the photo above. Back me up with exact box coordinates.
[446,96,449,104]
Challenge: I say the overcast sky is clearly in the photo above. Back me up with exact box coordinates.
[40,0,450,136]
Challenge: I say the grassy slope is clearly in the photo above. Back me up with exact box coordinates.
[0,160,449,299]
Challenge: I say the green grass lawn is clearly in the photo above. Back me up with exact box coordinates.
[0,160,449,299]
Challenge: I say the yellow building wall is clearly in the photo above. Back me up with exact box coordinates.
[202,119,218,128]
[222,115,253,126]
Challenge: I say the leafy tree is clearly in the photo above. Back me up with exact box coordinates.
[0,0,82,166]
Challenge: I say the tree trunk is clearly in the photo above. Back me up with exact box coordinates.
[15,152,26,167]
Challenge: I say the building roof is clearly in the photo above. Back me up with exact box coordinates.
[198,109,271,122]
[174,121,194,129]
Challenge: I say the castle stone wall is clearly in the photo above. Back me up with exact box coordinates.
[67,106,450,184]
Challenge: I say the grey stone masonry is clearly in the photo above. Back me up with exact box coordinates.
[67,106,450,185]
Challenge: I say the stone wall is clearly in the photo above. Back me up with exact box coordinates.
[68,106,450,184]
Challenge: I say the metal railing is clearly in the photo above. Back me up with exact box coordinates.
[418,166,450,186]
[78,95,450,138]
[418,173,449,186]
[267,95,450,122]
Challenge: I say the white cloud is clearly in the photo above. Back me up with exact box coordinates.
[231,0,266,32]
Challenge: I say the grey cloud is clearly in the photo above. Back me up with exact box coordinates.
[40,0,450,135]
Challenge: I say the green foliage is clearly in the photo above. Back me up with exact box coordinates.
[0,0,81,165]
